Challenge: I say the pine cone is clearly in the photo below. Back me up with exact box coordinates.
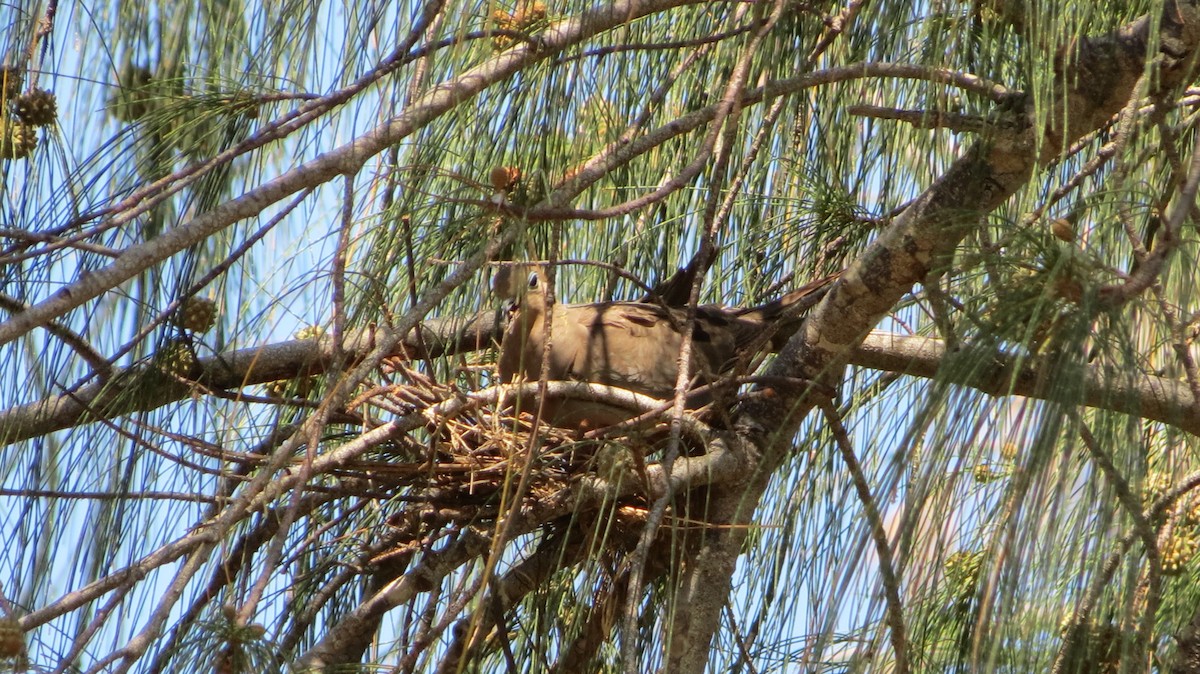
[1162,532,1197,576]
[14,88,57,127]
[0,118,37,159]
[0,617,25,659]
[0,66,22,102]
[176,297,218,333]
[154,340,198,377]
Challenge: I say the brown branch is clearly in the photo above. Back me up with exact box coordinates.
[671,5,1200,672]
[849,331,1200,437]
[9,315,1200,452]
[820,400,909,674]
[847,103,995,133]
[0,310,502,445]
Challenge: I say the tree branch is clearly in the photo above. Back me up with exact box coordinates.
[0,0,707,347]
[8,321,1200,447]
[669,4,1200,672]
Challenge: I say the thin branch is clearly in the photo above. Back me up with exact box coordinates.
[0,488,222,504]
[0,0,708,346]
[0,293,112,378]
[850,332,1200,437]
[819,399,909,674]
[847,104,995,133]
[552,24,757,63]
[807,0,868,64]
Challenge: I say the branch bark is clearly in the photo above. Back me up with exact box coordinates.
[8,321,1200,446]
[667,4,1200,672]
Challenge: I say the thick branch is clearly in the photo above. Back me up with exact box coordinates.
[850,332,1200,436]
[0,311,501,445]
[669,4,1200,672]
[8,320,1200,446]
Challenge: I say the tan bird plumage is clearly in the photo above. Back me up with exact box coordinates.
[497,267,838,428]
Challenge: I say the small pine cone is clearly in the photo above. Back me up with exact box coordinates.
[1182,498,1200,528]
[154,340,198,377]
[489,165,522,192]
[263,376,315,400]
[294,325,324,340]
[1051,218,1075,243]
[0,66,22,101]
[0,118,37,159]
[176,297,218,333]
[0,616,25,658]
[972,463,1005,484]
[492,8,517,29]
[1142,471,1172,513]
[520,1,547,24]
[491,10,517,50]
[1161,531,1198,576]
[944,549,983,599]
[14,88,57,127]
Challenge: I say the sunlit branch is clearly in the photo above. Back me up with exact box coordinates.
[847,103,995,134]
[851,332,1200,437]
[8,322,1200,447]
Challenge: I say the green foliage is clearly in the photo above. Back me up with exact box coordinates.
[2,0,1200,672]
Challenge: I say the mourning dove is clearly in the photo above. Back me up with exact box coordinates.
[497,266,838,428]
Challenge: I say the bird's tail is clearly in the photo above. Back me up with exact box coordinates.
[736,270,840,323]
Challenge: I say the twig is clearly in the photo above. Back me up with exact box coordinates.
[819,399,909,674]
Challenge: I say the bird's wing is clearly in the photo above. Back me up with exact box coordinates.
[548,302,691,397]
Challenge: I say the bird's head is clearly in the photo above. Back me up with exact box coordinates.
[492,263,548,316]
